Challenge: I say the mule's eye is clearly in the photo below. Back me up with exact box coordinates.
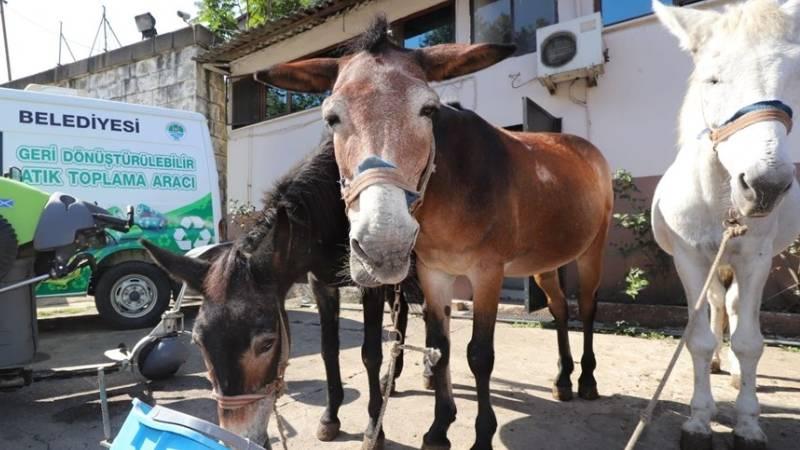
[254,336,276,355]
[420,104,438,118]
[706,77,720,85]
[325,113,340,128]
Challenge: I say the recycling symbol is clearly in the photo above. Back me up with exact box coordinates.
[174,216,212,250]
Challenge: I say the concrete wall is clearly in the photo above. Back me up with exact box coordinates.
[3,26,229,229]
[225,0,800,308]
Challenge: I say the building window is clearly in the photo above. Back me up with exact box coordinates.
[471,0,557,55]
[400,4,455,49]
[599,0,705,26]
[231,3,454,128]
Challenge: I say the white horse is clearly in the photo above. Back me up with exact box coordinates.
[652,0,800,449]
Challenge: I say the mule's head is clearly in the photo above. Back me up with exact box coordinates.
[655,0,800,217]
[253,16,514,285]
[143,234,291,448]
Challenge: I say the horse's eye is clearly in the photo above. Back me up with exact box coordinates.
[325,113,340,128]
[254,337,276,355]
[707,77,720,85]
[420,104,438,118]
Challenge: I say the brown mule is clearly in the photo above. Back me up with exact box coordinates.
[254,17,613,450]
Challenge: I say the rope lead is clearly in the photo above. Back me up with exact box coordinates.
[624,216,747,450]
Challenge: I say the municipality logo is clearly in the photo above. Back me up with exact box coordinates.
[0,199,14,208]
[166,122,186,141]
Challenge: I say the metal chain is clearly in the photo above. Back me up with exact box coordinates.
[624,216,748,450]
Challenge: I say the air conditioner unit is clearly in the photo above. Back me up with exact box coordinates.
[536,12,605,95]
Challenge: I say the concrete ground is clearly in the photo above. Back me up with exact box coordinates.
[2,301,800,450]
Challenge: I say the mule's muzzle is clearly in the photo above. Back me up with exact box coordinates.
[734,171,793,217]
[349,237,415,286]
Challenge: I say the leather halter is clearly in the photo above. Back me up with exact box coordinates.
[340,139,437,214]
[702,100,794,149]
[211,307,291,410]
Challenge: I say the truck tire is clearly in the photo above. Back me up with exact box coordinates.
[94,262,171,329]
[0,216,18,280]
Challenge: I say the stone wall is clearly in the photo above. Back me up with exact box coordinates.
[2,26,229,233]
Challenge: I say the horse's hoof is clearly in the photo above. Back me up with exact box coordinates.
[680,429,712,450]
[733,434,767,450]
[361,434,385,450]
[421,444,451,450]
[423,374,434,390]
[552,384,573,401]
[578,383,599,400]
[422,433,451,450]
[710,360,722,374]
[469,443,492,450]
[731,374,742,390]
[316,420,341,441]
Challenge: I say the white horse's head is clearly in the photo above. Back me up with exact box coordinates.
[655,0,800,217]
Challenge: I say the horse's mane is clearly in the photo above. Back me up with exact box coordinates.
[346,14,405,54]
[205,136,342,301]
[714,0,794,43]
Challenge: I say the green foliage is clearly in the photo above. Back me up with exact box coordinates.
[511,320,556,330]
[611,169,671,300]
[775,235,800,298]
[624,267,649,299]
[196,0,320,38]
[228,199,258,231]
[612,320,670,340]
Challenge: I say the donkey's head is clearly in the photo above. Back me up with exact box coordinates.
[254,16,514,285]
[143,233,292,448]
[655,0,800,217]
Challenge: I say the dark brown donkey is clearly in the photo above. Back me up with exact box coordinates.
[253,17,613,450]
[142,140,420,448]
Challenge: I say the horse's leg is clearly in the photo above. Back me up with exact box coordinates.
[419,265,456,450]
[309,273,343,441]
[707,277,727,374]
[534,271,574,401]
[728,256,769,450]
[466,268,502,450]
[575,222,607,401]
[672,247,716,450]
[381,289,409,396]
[362,287,386,447]
[726,279,742,388]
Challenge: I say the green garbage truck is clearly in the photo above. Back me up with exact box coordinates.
[0,87,222,328]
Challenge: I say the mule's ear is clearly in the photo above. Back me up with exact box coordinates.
[652,1,719,53]
[254,58,339,93]
[141,239,210,293]
[417,43,516,82]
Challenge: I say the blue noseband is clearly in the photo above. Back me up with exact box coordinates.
[342,156,420,208]
[720,100,793,127]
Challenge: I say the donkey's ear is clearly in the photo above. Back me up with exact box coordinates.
[417,43,516,82]
[254,58,339,93]
[652,1,719,53]
[141,239,210,293]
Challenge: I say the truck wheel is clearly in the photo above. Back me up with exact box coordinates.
[0,217,18,280]
[95,262,171,329]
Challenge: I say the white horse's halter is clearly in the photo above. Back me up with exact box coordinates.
[699,99,794,150]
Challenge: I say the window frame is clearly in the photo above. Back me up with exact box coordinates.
[595,0,708,27]
[231,2,457,128]
[469,0,559,55]
[390,1,456,48]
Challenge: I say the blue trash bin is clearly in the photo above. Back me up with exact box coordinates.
[111,398,265,450]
